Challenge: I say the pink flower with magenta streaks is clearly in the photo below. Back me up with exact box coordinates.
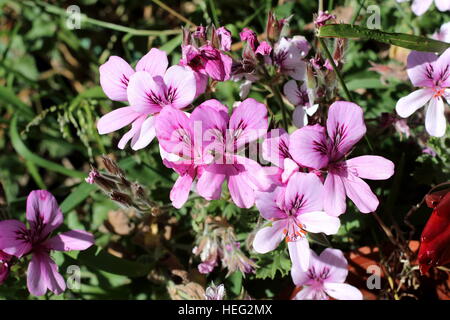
[253,173,340,271]
[291,248,362,300]
[0,190,94,296]
[396,49,450,137]
[98,51,197,150]
[397,0,450,16]
[290,101,395,216]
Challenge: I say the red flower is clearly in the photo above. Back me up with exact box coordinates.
[418,188,450,274]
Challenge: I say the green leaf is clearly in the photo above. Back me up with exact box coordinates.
[60,182,97,214]
[10,116,86,179]
[0,86,34,119]
[255,249,291,280]
[318,24,450,53]
[65,246,152,277]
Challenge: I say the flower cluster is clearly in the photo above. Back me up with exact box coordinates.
[397,0,450,16]
[0,190,94,296]
[95,13,397,300]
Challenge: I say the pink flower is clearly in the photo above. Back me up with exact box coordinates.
[273,36,310,80]
[252,173,340,271]
[0,190,94,296]
[290,101,395,216]
[395,49,450,137]
[262,128,302,183]
[291,248,362,300]
[0,251,11,284]
[205,283,225,300]
[397,0,450,16]
[314,11,336,28]
[97,58,197,150]
[193,98,272,208]
[283,80,318,128]
[240,28,258,51]
[255,41,272,56]
[156,102,218,208]
[181,44,232,82]
[432,22,450,42]
[216,27,232,52]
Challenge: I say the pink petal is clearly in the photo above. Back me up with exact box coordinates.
[234,156,272,192]
[163,65,197,109]
[289,124,329,170]
[196,164,227,200]
[252,220,287,254]
[193,71,208,98]
[293,106,308,128]
[395,88,433,118]
[298,211,340,235]
[288,238,310,271]
[425,96,447,137]
[285,172,324,214]
[283,80,302,106]
[407,51,438,87]
[323,283,362,300]
[291,250,315,286]
[324,172,347,217]
[255,187,287,221]
[343,175,379,213]
[326,101,366,160]
[135,48,168,77]
[281,158,299,183]
[262,128,290,168]
[315,248,349,283]
[155,107,193,158]
[97,106,141,135]
[26,190,63,238]
[45,230,94,251]
[216,27,232,51]
[436,48,450,87]
[0,220,31,257]
[27,251,66,296]
[127,71,164,114]
[293,286,320,300]
[411,0,433,16]
[131,116,156,150]
[117,115,146,149]
[99,56,134,101]
[346,156,395,180]
[229,98,268,148]
[435,0,450,11]
[170,169,195,209]
[228,169,256,208]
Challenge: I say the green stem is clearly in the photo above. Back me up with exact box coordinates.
[319,37,352,101]
[327,0,334,12]
[319,37,374,152]
[271,84,289,131]
[208,0,220,26]
[351,0,367,25]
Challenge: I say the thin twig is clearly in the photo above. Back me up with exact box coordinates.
[151,0,197,27]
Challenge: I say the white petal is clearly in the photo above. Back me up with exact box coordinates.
[425,97,447,137]
[395,89,433,118]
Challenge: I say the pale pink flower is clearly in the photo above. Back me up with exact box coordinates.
[395,49,450,137]
[255,41,272,56]
[290,101,395,216]
[97,62,196,150]
[193,99,272,208]
[314,11,336,28]
[432,22,450,42]
[262,128,302,183]
[216,27,232,52]
[291,248,362,300]
[253,172,340,271]
[283,80,319,128]
[205,283,226,300]
[273,36,310,80]
[0,190,94,296]
[397,0,450,16]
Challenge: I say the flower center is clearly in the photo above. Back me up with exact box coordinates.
[433,87,445,98]
[283,216,307,242]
